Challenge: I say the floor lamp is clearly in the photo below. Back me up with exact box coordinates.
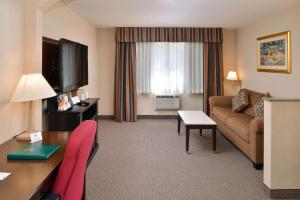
[10,73,56,138]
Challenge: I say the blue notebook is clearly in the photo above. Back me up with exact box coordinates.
[7,145,61,160]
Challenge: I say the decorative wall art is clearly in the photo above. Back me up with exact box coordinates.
[257,31,291,73]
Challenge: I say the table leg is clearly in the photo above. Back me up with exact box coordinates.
[186,126,190,152]
[177,115,181,135]
[212,127,216,152]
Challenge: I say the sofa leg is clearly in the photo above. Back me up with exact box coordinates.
[253,163,263,170]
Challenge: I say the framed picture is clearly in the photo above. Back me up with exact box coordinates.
[256,31,291,73]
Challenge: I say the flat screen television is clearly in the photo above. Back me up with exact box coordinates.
[59,39,88,93]
[42,37,88,94]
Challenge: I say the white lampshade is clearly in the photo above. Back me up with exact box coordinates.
[10,73,56,102]
[226,71,238,81]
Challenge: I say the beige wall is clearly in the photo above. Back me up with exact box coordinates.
[237,6,300,98]
[24,0,45,131]
[236,5,300,191]
[264,100,300,189]
[42,1,99,105]
[0,0,61,144]
[223,29,237,96]
[97,28,115,115]
[96,28,237,115]
[0,0,26,144]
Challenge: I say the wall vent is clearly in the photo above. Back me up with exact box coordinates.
[154,95,180,110]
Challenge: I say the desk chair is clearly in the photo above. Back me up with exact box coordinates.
[44,120,97,200]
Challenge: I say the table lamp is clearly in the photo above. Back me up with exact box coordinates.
[226,71,238,81]
[226,71,240,94]
[10,73,56,138]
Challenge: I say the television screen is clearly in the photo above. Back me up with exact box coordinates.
[42,38,60,91]
[59,39,88,93]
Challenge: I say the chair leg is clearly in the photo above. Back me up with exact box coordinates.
[253,162,263,170]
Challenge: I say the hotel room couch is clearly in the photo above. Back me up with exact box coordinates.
[209,89,265,169]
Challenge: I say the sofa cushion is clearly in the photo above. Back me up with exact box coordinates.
[254,93,271,118]
[248,89,266,106]
[226,115,252,143]
[212,106,248,125]
[243,106,255,118]
[232,89,249,112]
[211,107,233,124]
[243,89,265,117]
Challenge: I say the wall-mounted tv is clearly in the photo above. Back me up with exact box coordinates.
[59,39,88,93]
[42,37,88,94]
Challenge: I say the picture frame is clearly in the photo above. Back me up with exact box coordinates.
[256,31,291,73]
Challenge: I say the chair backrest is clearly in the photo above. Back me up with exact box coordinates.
[51,120,97,200]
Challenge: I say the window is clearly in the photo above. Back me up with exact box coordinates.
[136,42,203,95]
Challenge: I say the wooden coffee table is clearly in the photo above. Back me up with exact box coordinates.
[177,110,217,152]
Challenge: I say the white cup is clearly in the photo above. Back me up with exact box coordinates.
[81,93,85,101]
[63,95,68,103]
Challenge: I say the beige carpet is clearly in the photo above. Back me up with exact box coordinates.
[86,119,279,200]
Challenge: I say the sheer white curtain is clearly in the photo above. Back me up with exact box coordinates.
[136,42,203,95]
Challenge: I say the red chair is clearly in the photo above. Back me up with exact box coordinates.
[44,120,97,200]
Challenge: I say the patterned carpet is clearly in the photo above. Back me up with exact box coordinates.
[86,119,278,200]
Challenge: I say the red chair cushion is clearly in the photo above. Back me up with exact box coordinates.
[51,120,97,200]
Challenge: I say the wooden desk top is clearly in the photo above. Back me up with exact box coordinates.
[0,132,69,200]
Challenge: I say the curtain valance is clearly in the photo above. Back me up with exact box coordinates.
[115,27,223,43]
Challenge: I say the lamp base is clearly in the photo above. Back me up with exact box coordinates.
[232,81,241,95]
[15,131,38,141]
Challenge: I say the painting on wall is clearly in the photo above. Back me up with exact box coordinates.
[257,31,291,73]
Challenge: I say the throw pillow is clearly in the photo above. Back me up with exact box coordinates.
[254,92,271,118]
[232,89,249,112]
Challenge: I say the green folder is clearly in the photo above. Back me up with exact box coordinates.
[7,145,61,160]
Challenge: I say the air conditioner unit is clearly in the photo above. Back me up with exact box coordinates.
[154,95,180,110]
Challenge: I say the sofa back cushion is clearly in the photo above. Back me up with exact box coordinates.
[242,89,265,117]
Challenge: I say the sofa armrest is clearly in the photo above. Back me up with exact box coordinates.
[209,96,233,108]
[250,118,264,135]
[209,96,233,114]
[249,118,264,164]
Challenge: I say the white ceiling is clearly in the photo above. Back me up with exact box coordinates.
[64,0,300,28]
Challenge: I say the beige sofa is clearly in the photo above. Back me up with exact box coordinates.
[209,89,265,169]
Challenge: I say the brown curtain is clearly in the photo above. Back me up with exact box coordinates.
[203,43,224,115]
[115,27,222,43]
[114,27,223,120]
[114,43,137,122]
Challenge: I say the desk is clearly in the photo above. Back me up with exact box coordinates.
[0,132,69,200]
[47,98,99,163]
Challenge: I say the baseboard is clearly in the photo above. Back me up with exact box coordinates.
[137,115,177,119]
[264,184,300,199]
[97,115,114,120]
